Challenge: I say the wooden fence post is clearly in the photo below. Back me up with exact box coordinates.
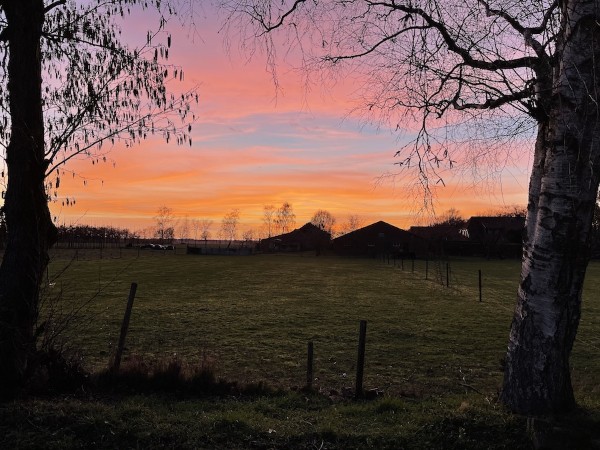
[111,282,138,371]
[446,262,450,287]
[425,258,429,280]
[355,320,367,399]
[478,269,482,302]
[306,341,314,390]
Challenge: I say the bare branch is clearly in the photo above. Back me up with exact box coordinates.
[44,0,66,13]
[323,25,429,63]
[477,0,558,57]
[452,86,533,111]
[255,0,306,33]
[364,1,538,71]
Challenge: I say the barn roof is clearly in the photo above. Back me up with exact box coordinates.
[334,220,419,243]
[467,216,525,231]
[263,222,330,243]
[409,225,469,241]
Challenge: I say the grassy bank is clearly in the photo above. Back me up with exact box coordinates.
[2,391,535,449]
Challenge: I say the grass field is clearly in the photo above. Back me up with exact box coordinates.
[1,248,599,448]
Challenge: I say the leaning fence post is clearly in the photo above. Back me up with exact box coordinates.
[355,320,367,399]
[478,269,482,302]
[111,282,138,371]
[306,341,314,390]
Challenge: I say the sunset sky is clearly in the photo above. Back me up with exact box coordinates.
[45,6,532,237]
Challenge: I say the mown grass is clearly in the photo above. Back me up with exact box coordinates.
[1,249,599,448]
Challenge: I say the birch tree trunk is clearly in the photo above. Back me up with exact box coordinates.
[0,1,57,396]
[501,0,600,414]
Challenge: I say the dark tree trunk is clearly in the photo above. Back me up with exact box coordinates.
[501,0,600,414]
[0,1,58,396]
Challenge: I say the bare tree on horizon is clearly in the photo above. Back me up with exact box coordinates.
[200,219,213,249]
[275,202,296,234]
[262,204,276,238]
[220,209,240,248]
[311,209,336,235]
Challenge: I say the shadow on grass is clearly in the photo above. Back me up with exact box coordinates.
[7,352,599,449]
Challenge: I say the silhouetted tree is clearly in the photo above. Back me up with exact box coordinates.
[495,205,527,218]
[242,228,254,247]
[431,208,466,228]
[340,214,363,236]
[275,202,296,234]
[262,204,276,238]
[220,209,240,248]
[200,219,213,248]
[154,206,176,243]
[311,209,336,235]
[178,215,190,244]
[56,224,133,247]
[0,1,196,394]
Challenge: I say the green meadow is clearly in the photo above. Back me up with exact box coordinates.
[1,248,599,449]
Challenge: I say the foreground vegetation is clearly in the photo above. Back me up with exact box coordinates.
[1,249,599,448]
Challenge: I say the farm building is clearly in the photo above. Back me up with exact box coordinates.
[332,221,427,258]
[259,222,331,253]
[409,224,472,256]
[466,216,525,258]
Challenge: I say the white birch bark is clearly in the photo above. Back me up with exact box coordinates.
[502,0,600,413]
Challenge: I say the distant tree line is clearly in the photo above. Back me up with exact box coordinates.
[54,225,137,249]
[0,202,558,254]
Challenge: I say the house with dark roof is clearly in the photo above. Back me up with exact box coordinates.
[332,221,427,258]
[466,216,525,258]
[409,224,472,256]
[259,223,331,254]
[409,225,467,241]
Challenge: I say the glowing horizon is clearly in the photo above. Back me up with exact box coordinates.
[38,8,531,237]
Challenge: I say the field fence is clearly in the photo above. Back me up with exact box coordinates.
[381,253,514,308]
[380,253,600,353]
